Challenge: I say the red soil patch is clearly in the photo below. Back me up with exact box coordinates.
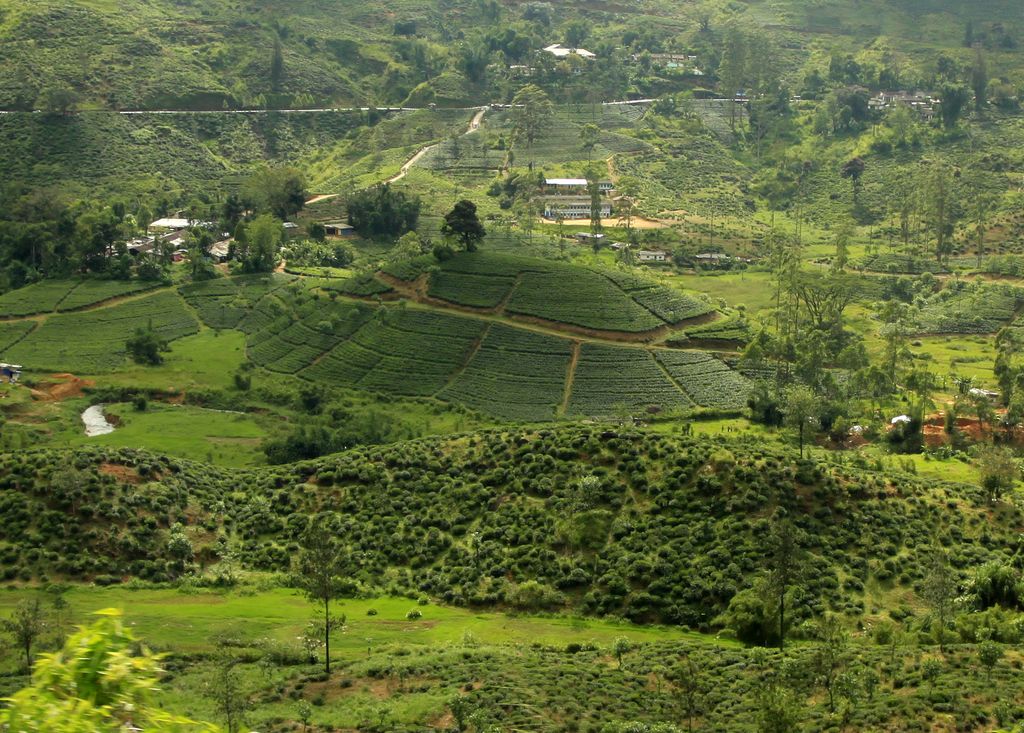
[922,412,1002,446]
[30,373,94,401]
[98,463,143,484]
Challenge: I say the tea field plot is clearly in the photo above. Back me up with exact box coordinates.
[249,300,374,374]
[0,280,80,316]
[682,316,751,344]
[507,269,664,332]
[302,308,486,396]
[567,344,691,417]
[57,279,159,310]
[655,350,751,410]
[425,254,713,332]
[917,282,1024,334]
[180,274,293,330]
[428,271,516,308]
[0,321,35,353]
[632,285,713,323]
[439,324,573,421]
[6,291,199,372]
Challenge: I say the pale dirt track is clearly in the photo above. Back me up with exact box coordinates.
[387,107,487,184]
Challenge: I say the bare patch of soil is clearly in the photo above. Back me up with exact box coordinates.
[30,373,94,401]
[99,463,143,484]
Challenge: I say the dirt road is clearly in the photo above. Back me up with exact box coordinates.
[387,107,487,184]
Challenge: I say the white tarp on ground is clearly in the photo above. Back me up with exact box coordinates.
[82,404,116,437]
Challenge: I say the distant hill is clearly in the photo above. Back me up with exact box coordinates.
[1,0,1019,112]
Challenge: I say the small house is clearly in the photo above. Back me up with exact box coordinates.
[544,178,614,195]
[127,237,156,256]
[543,44,595,60]
[636,250,669,263]
[574,232,606,242]
[0,363,22,384]
[149,217,213,231]
[209,240,233,263]
[545,178,589,193]
[969,387,1000,401]
[324,222,356,238]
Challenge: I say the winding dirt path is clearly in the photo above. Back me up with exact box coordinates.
[387,107,487,184]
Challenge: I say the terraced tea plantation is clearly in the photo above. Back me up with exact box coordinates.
[655,350,751,410]
[567,344,692,416]
[172,274,751,420]
[0,321,35,353]
[179,273,294,330]
[438,324,574,421]
[0,278,157,317]
[4,290,199,372]
[916,281,1024,334]
[402,252,714,334]
[302,307,487,397]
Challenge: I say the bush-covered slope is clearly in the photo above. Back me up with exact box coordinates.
[0,427,1018,631]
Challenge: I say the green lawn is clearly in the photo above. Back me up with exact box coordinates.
[62,401,267,466]
[83,328,249,391]
[0,587,735,659]
[667,271,776,315]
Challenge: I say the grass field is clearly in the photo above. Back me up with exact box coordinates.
[62,402,268,466]
[0,586,727,658]
[88,328,250,391]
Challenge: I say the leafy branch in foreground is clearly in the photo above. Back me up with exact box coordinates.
[0,609,223,732]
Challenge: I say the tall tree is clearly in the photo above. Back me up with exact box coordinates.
[244,214,283,273]
[763,517,805,650]
[938,84,971,128]
[296,519,348,675]
[347,185,421,238]
[783,385,819,458]
[921,546,957,652]
[510,84,553,168]
[579,123,600,163]
[243,166,307,220]
[2,597,46,671]
[441,200,486,252]
[810,615,848,713]
[880,300,915,389]
[975,444,1018,502]
[840,157,866,207]
[925,161,954,263]
[210,654,247,733]
[672,654,706,732]
[271,38,285,92]
[831,222,852,273]
[586,173,603,235]
[971,48,988,112]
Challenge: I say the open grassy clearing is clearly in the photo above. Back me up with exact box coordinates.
[0,587,726,657]
[61,402,268,466]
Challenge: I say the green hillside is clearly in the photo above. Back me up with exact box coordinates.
[0,427,1015,630]
[6,1,1024,731]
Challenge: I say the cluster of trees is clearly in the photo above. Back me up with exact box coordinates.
[346,185,421,238]
[0,165,306,291]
